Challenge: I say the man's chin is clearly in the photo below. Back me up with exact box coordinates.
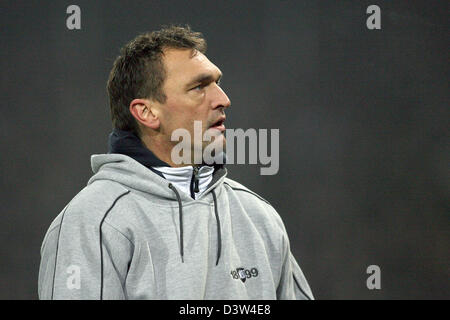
[200,135,226,165]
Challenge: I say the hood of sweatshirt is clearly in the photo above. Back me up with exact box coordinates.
[88,153,226,202]
[89,129,227,202]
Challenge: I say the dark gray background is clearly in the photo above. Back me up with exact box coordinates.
[0,0,448,299]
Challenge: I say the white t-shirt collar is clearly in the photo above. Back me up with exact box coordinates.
[153,165,214,199]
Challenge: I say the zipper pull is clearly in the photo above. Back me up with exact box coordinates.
[193,166,200,193]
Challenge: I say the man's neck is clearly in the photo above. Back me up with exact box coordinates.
[140,131,193,168]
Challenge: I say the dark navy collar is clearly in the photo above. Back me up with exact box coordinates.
[108,129,170,169]
[107,129,226,171]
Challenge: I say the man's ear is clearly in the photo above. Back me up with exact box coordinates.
[129,98,160,130]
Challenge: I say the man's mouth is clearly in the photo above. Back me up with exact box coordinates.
[209,117,226,132]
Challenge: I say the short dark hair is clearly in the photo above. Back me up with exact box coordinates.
[107,25,207,137]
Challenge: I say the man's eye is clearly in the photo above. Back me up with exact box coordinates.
[192,84,205,90]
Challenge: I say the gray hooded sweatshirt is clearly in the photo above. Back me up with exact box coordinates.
[38,153,313,300]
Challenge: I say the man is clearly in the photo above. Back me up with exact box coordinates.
[38,25,313,300]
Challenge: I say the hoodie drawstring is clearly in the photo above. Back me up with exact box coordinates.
[211,190,222,266]
[168,184,222,266]
[169,183,184,263]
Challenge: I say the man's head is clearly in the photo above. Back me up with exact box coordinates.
[107,25,231,166]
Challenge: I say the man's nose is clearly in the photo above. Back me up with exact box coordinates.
[211,84,231,110]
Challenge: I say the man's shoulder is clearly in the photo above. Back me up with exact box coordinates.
[222,178,287,235]
[223,178,272,206]
[70,180,130,217]
[40,180,134,256]
[47,180,131,231]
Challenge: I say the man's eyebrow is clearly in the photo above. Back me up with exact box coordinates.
[185,72,222,88]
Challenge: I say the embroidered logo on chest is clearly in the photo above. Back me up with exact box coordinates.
[230,267,259,283]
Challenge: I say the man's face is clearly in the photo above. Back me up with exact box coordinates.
[156,48,231,164]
